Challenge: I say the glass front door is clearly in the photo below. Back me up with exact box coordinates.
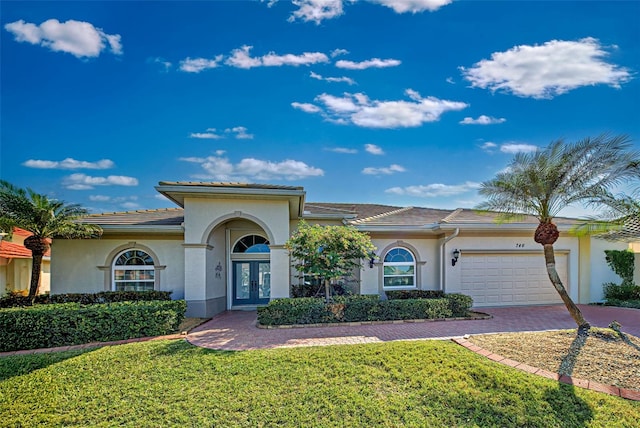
[233,261,270,305]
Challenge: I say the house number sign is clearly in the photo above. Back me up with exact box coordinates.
[516,243,525,248]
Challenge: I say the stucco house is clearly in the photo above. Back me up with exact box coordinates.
[0,228,51,296]
[51,182,627,317]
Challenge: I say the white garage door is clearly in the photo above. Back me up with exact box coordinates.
[460,253,567,307]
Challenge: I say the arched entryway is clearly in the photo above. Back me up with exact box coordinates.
[231,234,271,305]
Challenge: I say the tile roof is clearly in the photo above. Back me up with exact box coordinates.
[158,182,304,191]
[83,208,185,226]
[0,241,32,259]
[78,202,582,229]
[597,217,640,242]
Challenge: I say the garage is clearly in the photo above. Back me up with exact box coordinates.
[460,252,567,307]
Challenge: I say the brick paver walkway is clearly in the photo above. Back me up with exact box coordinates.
[187,304,640,351]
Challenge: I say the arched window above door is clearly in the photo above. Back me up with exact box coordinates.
[233,235,270,253]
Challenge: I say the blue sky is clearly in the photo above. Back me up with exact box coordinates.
[2,0,639,216]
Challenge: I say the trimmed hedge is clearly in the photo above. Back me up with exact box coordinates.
[0,300,186,352]
[257,293,473,326]
[603,283,640,301]
[386,290,445,300]
[0,291,172,308]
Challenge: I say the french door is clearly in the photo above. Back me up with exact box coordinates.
[232,261,271,305]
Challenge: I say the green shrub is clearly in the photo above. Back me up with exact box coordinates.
[386,290,445,300]
[446,293,474,317]
[603,282,640,301]
[604,250,635,285]
[0,290,172,308]
[603,299,640,309]
[257,293,473,326]
[0,300,186,352]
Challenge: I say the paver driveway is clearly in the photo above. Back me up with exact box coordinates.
[187,304,640,351]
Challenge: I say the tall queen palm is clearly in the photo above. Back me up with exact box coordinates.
[0,181,102,301]
[477,135,640,330]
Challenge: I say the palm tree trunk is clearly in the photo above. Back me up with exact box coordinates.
[24,236,47,303]
[28,252,43,302]
[543,244,590,331]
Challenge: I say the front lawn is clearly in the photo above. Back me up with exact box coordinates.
[1,340,638,427]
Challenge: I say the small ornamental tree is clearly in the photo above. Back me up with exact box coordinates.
[285,221,376,303]
[0,181,102,301]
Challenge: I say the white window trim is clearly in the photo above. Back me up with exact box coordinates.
[112,249,156,292]
[383,248,417,290]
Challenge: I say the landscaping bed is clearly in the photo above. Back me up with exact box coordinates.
[468,328,640,391]
[257,293,473,326]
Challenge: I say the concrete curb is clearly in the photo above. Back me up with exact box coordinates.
[451,337,640,401]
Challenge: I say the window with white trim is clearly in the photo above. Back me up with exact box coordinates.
[113,249,155,291]
[383,247,415,288]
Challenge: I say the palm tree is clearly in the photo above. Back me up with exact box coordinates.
[477,135,640,331]
[0,181,102,301]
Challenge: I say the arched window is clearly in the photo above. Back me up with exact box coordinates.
[112,249,155,291]
[233,235,270,253]
[383,247,415,288]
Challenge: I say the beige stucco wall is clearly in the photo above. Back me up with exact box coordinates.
[588,238,629,302]
[51,237,185,299]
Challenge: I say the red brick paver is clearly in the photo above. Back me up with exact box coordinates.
[187,304,640,351]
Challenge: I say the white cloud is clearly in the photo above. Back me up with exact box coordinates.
[335,58,401,70]
[215,150,226,156]
[120,202,141,210]
[4,19,122,58]
[500,143,539,154]
[179,56,223,73]
[326,147,358,154]
[481,142,498,152]
[190,128,223,139]
[310,71,356,85]
[371,0,453,13]
[225,45,328,68]
[385,181,481,197]
[461,37,632,99]
[149,57,172,72]
[295,89,468,128]
[225,126,254,139]
[365,144,384,155]
[263,51,329,66]
[362,164,406,175]
[180,156,324,181]
[63,174,138,190]
[89,195,138,205]
[331,48,349,58]
[446,77,455,84]
[23,158,114,170]
[288,0,345,24]
[459,115,506,125]
[292,102,322,113]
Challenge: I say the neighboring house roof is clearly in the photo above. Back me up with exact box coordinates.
[0,241,33,259]
[0,227,51,259]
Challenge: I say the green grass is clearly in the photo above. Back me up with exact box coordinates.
[1,340,638,427]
